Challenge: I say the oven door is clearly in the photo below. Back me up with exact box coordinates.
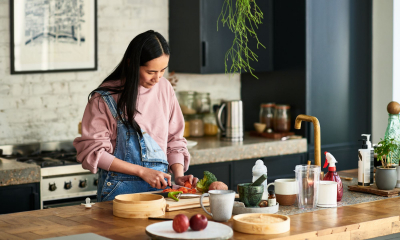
[43,195,97,209]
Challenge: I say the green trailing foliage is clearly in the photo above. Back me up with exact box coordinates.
[218,0,265,79]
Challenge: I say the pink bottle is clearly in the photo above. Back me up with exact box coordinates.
[323,152,343,201]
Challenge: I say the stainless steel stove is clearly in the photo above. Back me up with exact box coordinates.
[0,141,97,209]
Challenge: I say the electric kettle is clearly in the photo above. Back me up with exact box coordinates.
[216,100,243,142]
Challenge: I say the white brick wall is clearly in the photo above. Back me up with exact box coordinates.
[0,0,240,145]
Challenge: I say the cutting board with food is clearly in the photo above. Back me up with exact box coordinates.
[153,171,229,211]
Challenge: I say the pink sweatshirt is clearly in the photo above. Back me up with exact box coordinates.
[73,77,190,174]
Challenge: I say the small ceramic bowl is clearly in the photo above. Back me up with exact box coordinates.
[237,183,264,207]
[254,123,267,133]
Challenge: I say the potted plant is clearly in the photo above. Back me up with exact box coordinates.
[375,138,400,190]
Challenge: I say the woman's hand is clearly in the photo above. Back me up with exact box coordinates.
[174,175,199,187]
[139,167,172,189]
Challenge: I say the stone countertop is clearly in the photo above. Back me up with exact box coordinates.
[277,170,396,216]
[186,133,307,165]
[0,158,40,186]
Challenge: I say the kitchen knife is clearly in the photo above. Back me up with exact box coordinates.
[152,192,201,199]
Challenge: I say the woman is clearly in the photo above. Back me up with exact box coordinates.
[73,30,197,202]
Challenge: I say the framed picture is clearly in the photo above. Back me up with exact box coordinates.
[10,0,97,74]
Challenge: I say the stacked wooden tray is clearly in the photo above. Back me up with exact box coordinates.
[348,185,400,197]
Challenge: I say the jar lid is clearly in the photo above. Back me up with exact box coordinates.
[275,104,290,109]
[191,114,204,119]
[194,92,210,96]
[261,103,275,108]
[178,91,196,95]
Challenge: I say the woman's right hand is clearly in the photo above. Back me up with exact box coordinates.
[139,167,171,189]
[109,158,171,189]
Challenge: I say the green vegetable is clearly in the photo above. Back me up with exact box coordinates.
[196,171,217,193]
[168,191,182,202]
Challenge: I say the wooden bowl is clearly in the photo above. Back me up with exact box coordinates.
[254,123,267,133]
[233,213,290,235]
[113,193,166,218]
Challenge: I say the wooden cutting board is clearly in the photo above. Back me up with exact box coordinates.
[149,191,210,211]
[348,184,400,197]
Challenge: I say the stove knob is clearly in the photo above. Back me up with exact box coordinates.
[49,183,57,191]
[94,178,98,186]
[64,181,72,190]
[79,179,87,188]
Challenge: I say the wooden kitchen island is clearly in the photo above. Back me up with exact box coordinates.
[0,196,400,240]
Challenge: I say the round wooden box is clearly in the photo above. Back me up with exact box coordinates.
[113,193,166,218]
[233,213,290,235]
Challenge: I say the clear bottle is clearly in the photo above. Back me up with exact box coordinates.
[178,91,197,115]
[384,114,400,162]
[252,159,268,200]
[194,92,211,113]
[274,105,291,132]
[259,103,275,132]
[268,190,276,206]
[203,113,218,136]
[190,114,204,137]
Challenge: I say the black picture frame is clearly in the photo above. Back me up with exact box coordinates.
[9,0,98,74]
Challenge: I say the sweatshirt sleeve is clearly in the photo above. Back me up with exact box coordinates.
[166,91,190,173]
[73,94,116,174]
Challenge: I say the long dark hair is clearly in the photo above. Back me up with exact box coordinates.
[89,30,170,137]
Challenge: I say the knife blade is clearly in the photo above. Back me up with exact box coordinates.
[152,192,201,199]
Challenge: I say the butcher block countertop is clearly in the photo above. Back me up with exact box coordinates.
[1,170,400,240]
[1,196,400,240]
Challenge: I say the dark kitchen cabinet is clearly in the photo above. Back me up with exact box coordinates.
[168,0,273,74]
[186,153,306,191]
[241,0,372,172]
[0,182,40,214]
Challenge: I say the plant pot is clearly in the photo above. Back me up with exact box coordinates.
[375,166,398,190]
[396,165,400,188]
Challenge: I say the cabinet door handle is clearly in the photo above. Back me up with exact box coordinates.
[202,41,206,67]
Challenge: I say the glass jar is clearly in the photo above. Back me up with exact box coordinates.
[178,91,196,115]
[183,115,191,138]
[203,113,218,136]
[194,92,211,113]
[259,103,275,132]
[190,114,204,137]
[385,114,400,163]
[273,105,291,132]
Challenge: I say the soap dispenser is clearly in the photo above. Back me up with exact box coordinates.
[323,152,343,201]
[252,159,268,200]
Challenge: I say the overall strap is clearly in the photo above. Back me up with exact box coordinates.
[95,90,119,119]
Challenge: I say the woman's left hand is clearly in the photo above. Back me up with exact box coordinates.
[175,174,199,187]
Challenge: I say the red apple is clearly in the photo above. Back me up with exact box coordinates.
[173,214,189,233]
[189,214,208,231]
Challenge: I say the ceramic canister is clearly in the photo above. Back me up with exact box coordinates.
[317,181,337,208]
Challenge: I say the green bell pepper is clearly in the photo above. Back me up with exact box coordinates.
[168,191,182,201]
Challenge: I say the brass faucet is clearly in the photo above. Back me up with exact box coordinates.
[294,114,321,166]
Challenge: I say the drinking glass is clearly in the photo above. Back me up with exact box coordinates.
[295,165,321,209]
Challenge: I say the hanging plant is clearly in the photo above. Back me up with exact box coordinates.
[218,0,265,79]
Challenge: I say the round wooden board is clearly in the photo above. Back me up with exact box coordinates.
[145,221,233,240]
[232,202,279,214]
[233,213,290,235]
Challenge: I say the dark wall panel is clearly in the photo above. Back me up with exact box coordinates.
[306,0,372,148]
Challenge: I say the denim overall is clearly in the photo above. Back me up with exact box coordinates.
[96,91,169,202]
